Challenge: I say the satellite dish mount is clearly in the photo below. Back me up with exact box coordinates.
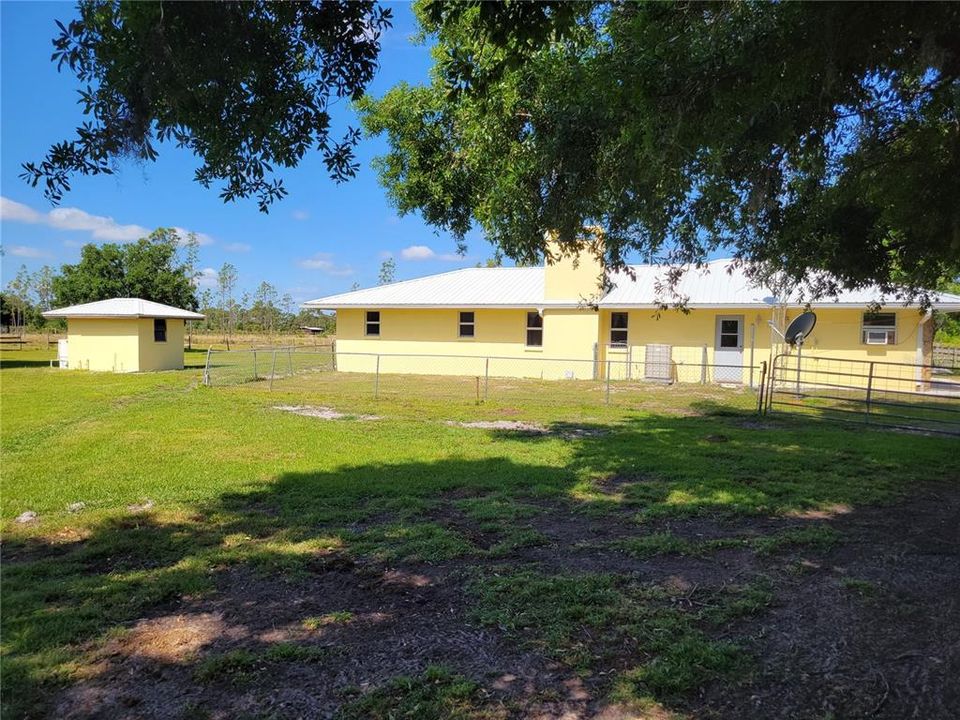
[770,311,817,395]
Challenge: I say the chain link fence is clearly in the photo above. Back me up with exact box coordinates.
[202,346,765,411]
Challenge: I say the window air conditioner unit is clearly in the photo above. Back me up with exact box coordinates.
[865,330,890,345]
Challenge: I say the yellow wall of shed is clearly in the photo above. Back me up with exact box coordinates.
[66,318,142,372]
[64,317,185,373]
[138,318,186,372]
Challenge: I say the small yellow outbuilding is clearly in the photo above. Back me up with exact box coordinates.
[43,298,204,373]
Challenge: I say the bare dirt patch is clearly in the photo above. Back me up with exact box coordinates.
[48,486,960,720]
[445,419,608,439]
[273,405,380,421]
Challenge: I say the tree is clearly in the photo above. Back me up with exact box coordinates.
[5,266,33,335]
[360,1,960,303]
[22,1,392,212]
[53,228,198,309]
[217,263,238,348]
[251,281,280,334]
[378,257,396,285]
[33,266,55,313]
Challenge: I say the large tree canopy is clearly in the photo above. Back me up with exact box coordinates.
[21,0,391,211]
[360,1,960,302]
[54,229,198,309]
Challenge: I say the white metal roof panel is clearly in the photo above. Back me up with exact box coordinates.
[303,267,550,308]
[600,260,960,310]
[43,298,205,320]
[303,260,960,311]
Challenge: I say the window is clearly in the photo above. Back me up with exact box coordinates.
[526,311,543,347]
[862,312,896,345]
[365,310,380,336]
[153,318,167,342]
[718,318,741,349]
[610,312,628,347]
[458,311,475,338]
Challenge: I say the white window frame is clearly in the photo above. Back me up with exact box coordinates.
[715,315,744,351]
[861,312,896,345]
[610,312,629,347]
[365,310,381,337]
[525,311,543,348]
[458,311,475,338]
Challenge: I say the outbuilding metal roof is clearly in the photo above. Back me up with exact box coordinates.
[303,260,960,311]
[43,298,205,320]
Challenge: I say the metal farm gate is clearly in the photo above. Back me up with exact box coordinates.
[765,353,960,435]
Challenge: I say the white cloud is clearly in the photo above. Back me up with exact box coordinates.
[194,267,219,289]
[8,244,52,259]
[400,244,461,261]
[223,242,252,253]
[172,227,215,247]
[1,195,213,246]
[46,207,149,242]
[298,252,354,276]
[377,250,394,260]
[0,197,41,223]
[292,210,310,221]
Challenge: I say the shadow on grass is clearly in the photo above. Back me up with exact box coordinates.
[2,411,956,718]
[0,359,55,370]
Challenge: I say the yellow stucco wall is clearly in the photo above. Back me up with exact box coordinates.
[66,318,142,372]
[333,302,930,390]
[598,307,927,387]
[335,308,602,379]
[543,251,604,302]
[65,317,186,373]
[138,318,186,372]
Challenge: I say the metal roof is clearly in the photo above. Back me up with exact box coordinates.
[43,298,205,320]
[303,267,549,309]
[303,260,960,311]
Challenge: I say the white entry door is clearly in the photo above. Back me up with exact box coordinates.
[714,316,744,383]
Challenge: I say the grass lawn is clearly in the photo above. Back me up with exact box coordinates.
[2,348,959,719]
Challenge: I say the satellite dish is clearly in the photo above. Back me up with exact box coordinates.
[784,311,817,346]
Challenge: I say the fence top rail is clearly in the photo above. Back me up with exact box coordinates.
[208,344,332,353]
[772,352,954,373]
[277,348,763,368]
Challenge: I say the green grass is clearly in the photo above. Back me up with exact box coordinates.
[2,349,957,717]
[336,666,488,720]
[303,611,355,630]
[193,643,333,684]
[468,569,757,696]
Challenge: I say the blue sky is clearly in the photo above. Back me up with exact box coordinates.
[0,1,499,303]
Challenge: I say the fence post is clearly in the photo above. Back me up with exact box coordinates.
[484,357,490,401]
[252,349,257,381]
[374,355,380,400]
[287,347,293,376]
[700,345,708,384]
[269,350,278,391]
[865,361,875,420]
[475,376,481,405]
[756,361,767,414]
[202,347,212,386]
[605,359,611,404]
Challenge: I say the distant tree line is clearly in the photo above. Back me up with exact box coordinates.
[1,229,332,339]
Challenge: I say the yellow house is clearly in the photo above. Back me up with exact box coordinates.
[303,250,960,388]
[43,298,204,373]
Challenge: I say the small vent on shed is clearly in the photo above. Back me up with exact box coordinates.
[644,344,673,383]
